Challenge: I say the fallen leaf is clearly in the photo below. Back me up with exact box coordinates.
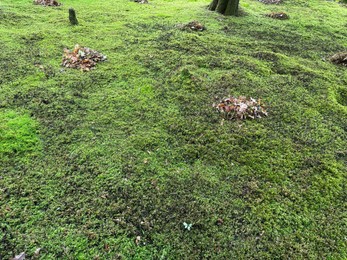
[34,248,41,257]
[135,236,141,245]
[13,252,25,260]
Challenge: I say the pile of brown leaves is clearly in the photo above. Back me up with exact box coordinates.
[265,12,289,19]
[33,0,61,6]
[259,0,282,4]
[62,45,107,71]
[180,21,206,31]
[213,96,268,120]
[329,52,347,67]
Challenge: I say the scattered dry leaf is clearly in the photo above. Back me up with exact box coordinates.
[213,96,268,120]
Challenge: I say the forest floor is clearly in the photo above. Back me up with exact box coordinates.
[1,0,347,259]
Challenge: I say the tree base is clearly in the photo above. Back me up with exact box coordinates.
[209,0,239,16]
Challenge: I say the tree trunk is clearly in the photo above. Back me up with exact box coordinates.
[69,8,78,25]
[209,0,219,11]
[209,0,239,16]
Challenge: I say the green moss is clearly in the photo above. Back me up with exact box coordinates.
[337,87,347,106]
[0,0,346,258]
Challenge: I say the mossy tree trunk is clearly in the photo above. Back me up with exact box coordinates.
[209,0,240,16]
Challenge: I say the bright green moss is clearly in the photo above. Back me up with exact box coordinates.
[0,110,41,156]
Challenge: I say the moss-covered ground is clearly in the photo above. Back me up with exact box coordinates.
[1,0,347,258]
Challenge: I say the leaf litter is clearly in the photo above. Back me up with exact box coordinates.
[213,96,268,120]
[62,44,107,71]
[259,0,282,4]
[265,12,289,20]
[133,0,149,3]
[33,0,61,6]
[178,21,206,31]
[329,52,347,67]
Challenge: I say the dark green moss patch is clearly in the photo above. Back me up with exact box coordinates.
[336,87,347,106]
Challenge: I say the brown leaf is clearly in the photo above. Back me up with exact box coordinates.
[62,45,107,71]
[34,248,41,257]
[13,252,25,260]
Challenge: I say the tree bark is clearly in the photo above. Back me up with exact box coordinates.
[209,0,239,16]
[216,0,228,14]
[209,0,218,11]
[225,0,239,16]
